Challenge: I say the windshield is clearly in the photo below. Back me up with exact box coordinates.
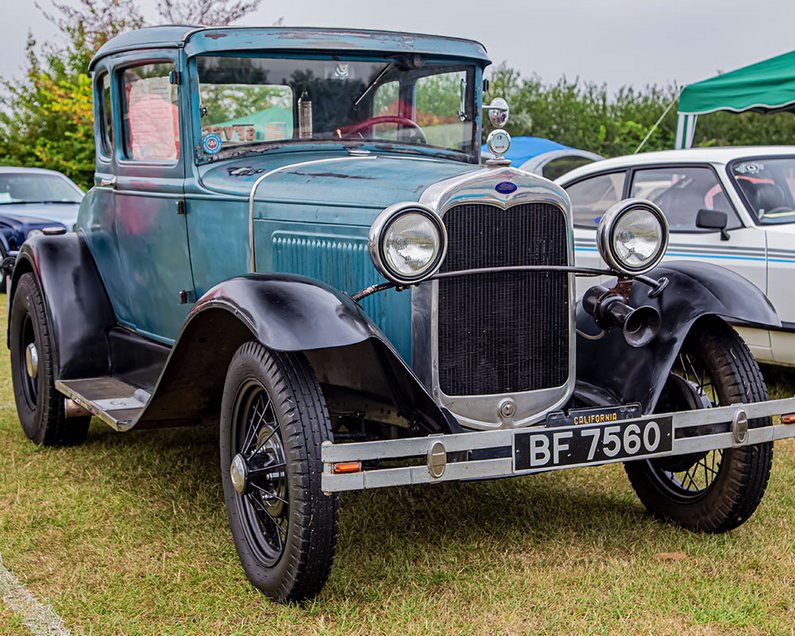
[194,55,476,163]
[0,173,83,205]
[729,157,795,225]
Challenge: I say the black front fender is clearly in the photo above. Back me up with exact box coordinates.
[140,275,452,433]
[576,261,779,412]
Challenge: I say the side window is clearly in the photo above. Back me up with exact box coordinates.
[630,166,740,232]
[96,72,114,159]
[541,156,597,181]
[565,172,626,228]
[122,63,180,162]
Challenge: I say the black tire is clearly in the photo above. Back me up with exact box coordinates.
[9,273,90,445]
[220,341,338,603]
[625,317,773,532]
[0,245,7,294]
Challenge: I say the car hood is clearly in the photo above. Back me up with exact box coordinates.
[198,151,479,210]
[0,202,79,228]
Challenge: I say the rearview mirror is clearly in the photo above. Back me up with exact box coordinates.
[696,208,730,241]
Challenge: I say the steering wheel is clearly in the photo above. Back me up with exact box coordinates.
[336,115,427,144]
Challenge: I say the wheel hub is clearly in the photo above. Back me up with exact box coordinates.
[230,453,248,495]
[25,343,38,379]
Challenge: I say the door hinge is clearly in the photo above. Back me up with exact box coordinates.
[178,289,195,305]
[169,70,182,85]
[176,199,186,215]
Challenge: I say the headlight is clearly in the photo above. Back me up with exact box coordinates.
[26,229,44,240]
[368,203,447,285]
[596,199,668,275]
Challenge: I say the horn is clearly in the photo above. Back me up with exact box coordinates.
[582,285,661,348]
[622,305,661,348]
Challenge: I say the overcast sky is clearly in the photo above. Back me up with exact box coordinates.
[3,0,794,91]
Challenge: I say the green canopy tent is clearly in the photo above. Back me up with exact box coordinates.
[675,50,795,148]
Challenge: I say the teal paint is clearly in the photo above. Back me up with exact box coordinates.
[81,26,490,351]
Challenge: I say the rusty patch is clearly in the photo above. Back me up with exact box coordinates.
[204,33,228,40]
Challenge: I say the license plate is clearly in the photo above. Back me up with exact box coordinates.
[546,403,642,427]
[514,415,674,471]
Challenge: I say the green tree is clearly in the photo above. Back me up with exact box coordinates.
[0,0,263,189]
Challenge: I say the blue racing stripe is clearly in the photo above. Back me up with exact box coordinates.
[574,247,770,262]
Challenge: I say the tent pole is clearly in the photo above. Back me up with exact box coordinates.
[675,113,698,149]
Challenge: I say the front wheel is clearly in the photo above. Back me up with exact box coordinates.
[625,318,773,532]
[219,342,338,602]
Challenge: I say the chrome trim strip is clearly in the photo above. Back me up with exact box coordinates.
[321,396,795,491]
[247,156,377,272]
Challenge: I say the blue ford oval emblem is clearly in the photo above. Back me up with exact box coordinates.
[495,181,517,194]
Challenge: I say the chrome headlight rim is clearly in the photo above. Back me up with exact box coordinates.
[368,202,447,286]
[596,198,669,276]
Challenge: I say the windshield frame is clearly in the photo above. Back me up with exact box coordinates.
[727,155,795,226]
[0,172,84,205]
[188,52,482,165]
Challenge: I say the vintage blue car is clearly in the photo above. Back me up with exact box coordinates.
[7,26,795,602]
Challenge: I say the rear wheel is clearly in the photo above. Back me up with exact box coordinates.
[220,341,338,602]
[625,318,773,532]
[9,272,89,445]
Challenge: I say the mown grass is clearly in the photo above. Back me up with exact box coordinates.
[1,299,795,635]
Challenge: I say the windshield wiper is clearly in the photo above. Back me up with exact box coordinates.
[354,63,394,108]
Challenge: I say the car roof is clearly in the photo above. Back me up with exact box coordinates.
[90,25,490,70]
[0,166,71,177]
[556,146,795,184]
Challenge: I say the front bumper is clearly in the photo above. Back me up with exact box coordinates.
[321,396,795,492]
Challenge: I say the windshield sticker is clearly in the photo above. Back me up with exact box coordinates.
[201,132,223,155]
[734,161,765,175]
[202,125,257,143]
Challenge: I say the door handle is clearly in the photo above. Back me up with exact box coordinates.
[99,177,116,188]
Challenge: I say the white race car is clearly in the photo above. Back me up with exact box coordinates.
[556,147,795,367]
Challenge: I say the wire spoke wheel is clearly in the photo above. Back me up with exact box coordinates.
[232,383,289,566]
[17,313,39,410]
[650,349,724,501]
[220,342,338,602]
[9,272,89,446]
[625,318,773,532]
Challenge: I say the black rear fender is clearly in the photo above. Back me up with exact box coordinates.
[576,261,779,412]
[7,234,115,379]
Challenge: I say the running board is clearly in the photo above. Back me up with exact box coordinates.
[56,377,151,432]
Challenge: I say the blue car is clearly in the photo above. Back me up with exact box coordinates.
[7,25,795,603]
[0,167,83,292]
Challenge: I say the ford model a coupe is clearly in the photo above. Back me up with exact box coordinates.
[7,26,795,602]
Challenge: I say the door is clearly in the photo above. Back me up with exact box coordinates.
[113,58,194,342]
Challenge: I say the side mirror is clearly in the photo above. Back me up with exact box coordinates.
[696,208,730,241]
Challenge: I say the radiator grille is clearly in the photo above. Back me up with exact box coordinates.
[438,202,570,396]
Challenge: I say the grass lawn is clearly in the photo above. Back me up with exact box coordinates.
[1,298,795,635]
